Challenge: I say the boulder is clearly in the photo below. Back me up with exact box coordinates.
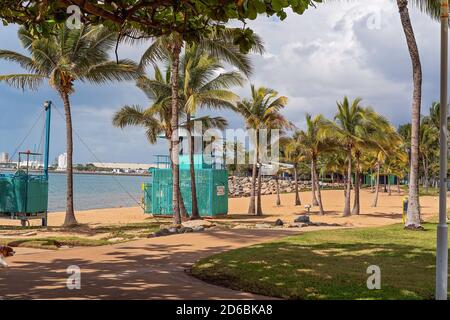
[274,219,284,226]
[294,215,310,223]
[150,229,170,237]
[193,225,205,232]
[182,220,213,229]
[179,227,194,233]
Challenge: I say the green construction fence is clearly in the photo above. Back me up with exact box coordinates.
[144,168,228,217]
[0,172,49,214]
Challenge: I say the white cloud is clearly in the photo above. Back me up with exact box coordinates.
[0,0,443,162]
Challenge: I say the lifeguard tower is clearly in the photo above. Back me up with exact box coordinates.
[143,128,228,217]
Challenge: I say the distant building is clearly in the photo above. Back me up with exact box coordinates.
[19,160,43,169]
[92,162,157,172]
[0,152,9,163]
[57,153,68,170]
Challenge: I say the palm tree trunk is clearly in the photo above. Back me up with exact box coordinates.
[169,39,182,225]
[187,113,200,219]
[311,159,319,206]
[275,174,281,206]
[60,91,77,227]
[179,190,188,219]
[248,132,258,215]
[388,176,392,196]
[372,162,380,207]
[343,147,352,216]
[169,140,186,219]
[422,160,429,194]
[294,167,301,206]
[313,158,324,215]
[397,0,422,228]
[397,177,401,193]
[352,153,361,215]
[256,161,263,216]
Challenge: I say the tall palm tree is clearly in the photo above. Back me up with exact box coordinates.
[180,44,245,219]
[234,85,291,216]
[113,64,229,217]
[138,29,263,223]
[0,25,139,226]
[285,132,306,206]
[397,0,423,228]
[332,97,366,216]
[332,98,399,215]
[296,114,336,215]
[326,0,441,227]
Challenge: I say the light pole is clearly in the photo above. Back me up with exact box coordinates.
[436,0,449,301]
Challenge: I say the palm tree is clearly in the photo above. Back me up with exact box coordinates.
[332,97,366,216]
[180,44,245,219]
[113,64,230,217]
[234,85,291,216]
[285,133,306,206]
[0,25,139,226]
[329,0,441,228]
[371,150,386,207]
[138,29,263,223]
[419,122,439,192]
[296,114,336,215]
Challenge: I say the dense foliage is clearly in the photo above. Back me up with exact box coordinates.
[0,0,321,53]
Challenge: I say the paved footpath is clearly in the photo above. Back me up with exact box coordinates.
[0,229,298,299]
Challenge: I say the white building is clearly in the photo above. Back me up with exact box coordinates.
[92,162,158,171]
[57,153,68,170]
[0,152,9,163]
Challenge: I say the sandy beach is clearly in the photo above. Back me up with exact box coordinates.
[1,188,442,228]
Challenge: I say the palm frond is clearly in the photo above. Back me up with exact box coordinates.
[81,59,139,84]
[0,74,46,91]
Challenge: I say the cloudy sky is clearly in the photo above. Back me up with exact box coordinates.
[0,0,443,164]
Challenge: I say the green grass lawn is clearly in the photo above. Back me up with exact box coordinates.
[191,223,449,300]
[0,222,162,249]
[0,236,110,249]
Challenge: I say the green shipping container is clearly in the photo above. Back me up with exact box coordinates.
[144,168,228,217]
[0,173,48,213]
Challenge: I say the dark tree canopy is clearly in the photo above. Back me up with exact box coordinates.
[0,1,321,52]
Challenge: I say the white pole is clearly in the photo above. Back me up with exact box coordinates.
[436,0,449,301]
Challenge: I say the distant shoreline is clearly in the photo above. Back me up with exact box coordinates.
[0,168,150,177]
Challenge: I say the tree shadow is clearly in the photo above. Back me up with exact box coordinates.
[0,229,292,300]
[191,240,445,300]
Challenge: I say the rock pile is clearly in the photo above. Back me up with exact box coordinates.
[228,176,343,198]
[148,220,216,238]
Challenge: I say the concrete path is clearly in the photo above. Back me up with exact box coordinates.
[0,229,298,300]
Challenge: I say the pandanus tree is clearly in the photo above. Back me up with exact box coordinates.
[0,25,139,226]
[234,85,291,216]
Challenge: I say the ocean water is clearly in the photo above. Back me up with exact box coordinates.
[47,173,151,212]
